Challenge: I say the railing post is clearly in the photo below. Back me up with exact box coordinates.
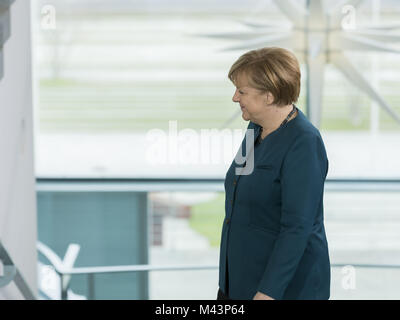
[88,273,95,300]
[60,273,68,300]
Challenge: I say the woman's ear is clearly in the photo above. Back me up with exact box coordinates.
[265,92,275,106]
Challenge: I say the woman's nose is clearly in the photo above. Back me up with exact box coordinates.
[232,91,239,102]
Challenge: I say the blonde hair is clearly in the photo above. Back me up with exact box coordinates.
[228,47,301,106]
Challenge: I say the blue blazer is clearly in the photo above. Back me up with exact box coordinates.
[218,107,330,300]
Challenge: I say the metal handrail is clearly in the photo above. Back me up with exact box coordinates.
[331,263,400,269]
[37,241,220,276]
[37,241,221,300]
[53,264,219,275]
[0,240,36,300]
[37,239,400,300]
[40,262,400,276]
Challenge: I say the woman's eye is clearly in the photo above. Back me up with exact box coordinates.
[239,91,244,94]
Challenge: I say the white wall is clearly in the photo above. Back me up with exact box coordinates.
[0,0,37,299]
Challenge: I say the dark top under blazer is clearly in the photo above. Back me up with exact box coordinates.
[218,107,331,300]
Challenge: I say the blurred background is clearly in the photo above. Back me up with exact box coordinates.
[7,0,400,299]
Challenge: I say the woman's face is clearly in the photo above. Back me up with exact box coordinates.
[232,73,271,123]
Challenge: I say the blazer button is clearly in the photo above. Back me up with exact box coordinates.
[226,218,230,224]
[233,179,237,185]
[229,199,233,204]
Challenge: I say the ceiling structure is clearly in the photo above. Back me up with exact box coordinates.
[203,0,400,128]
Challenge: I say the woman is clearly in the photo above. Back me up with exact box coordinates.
[217,47,330,300]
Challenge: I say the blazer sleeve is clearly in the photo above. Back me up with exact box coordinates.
[256,132,328,299]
